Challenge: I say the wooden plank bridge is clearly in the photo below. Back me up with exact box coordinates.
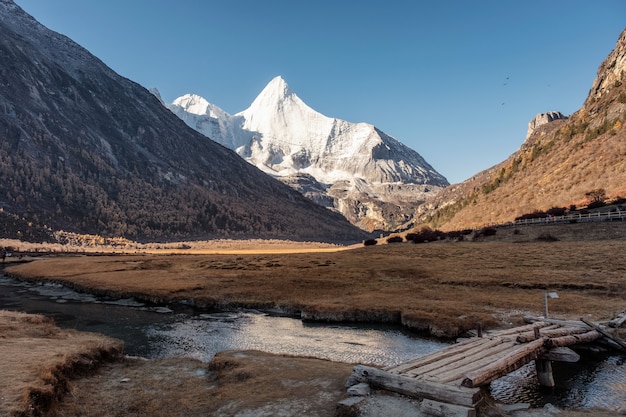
[350,319,621,417]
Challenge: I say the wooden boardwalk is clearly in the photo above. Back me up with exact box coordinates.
[351,320,605,416]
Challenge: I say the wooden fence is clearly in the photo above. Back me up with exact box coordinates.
[513,210,626,226]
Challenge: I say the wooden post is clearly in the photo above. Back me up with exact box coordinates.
[543,292,548,318]
[533,324,555,387]
[477,322,483,338]
[535,359,555,387]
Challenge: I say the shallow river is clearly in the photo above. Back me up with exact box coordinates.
[1,275,624,412]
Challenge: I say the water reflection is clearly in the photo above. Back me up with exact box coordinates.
[147,313,446,365]
[489,357,626,412]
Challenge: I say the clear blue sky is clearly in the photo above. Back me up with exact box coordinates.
[14,0,626,184]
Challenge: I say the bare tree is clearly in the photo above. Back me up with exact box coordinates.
[585,188,607,204]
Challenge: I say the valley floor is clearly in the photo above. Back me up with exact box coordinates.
[2,222,626,416]
[6,223,626,337]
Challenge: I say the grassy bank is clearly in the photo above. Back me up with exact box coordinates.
[6,238,626,338]
[0,310,123,417]
[51,350,353,417]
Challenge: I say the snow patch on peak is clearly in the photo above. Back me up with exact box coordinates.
[173,94,211,115]
[239,75,309,118]
[172,93,231,121]
[263,75,292,98]
[167,92,247,149]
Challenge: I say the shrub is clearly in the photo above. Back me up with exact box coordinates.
[473,227,497,240]
[363,239,377,246]
[445,230,463,239]
[587,200,606,209]
[537,233,559,242]
[585,188,606,205]
[407,228,446,243]
[515,211,547,221]
[609,197,626,205]
[481,227,497,237]
[387,236,403,244]
[546,207,566,217]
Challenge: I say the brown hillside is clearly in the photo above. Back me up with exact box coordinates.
[421,28,626,231]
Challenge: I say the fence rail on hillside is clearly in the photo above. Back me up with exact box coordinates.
[513,210,626,226]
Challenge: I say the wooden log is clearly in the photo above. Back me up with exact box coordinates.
[540,347,580,363]
[435,343,519,384]
[384,337,488,373]
[427,341,517,383]
[461,338,546,388]
[516,326,589,343]
[487,322,551,337]
[524,316,591,328]
[580,318,626,351]
[535,359,554,387]
[547,330,601,348]
[421,398,476,417]
[609,310,626,328]
[352,365,482,407]
[405,338,507,377]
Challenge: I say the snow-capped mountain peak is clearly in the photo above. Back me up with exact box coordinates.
[172,93,230,120]
[167,76,449,231]
[173,93,211,115]
[253,75,294,103]
[236,77,337,167]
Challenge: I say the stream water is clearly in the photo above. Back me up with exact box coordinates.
[1,274,624,412]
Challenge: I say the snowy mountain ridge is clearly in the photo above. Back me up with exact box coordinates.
[166,76,449,231]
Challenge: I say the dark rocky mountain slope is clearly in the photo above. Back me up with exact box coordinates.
[0,0,366,243]
[419,28,626,231]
